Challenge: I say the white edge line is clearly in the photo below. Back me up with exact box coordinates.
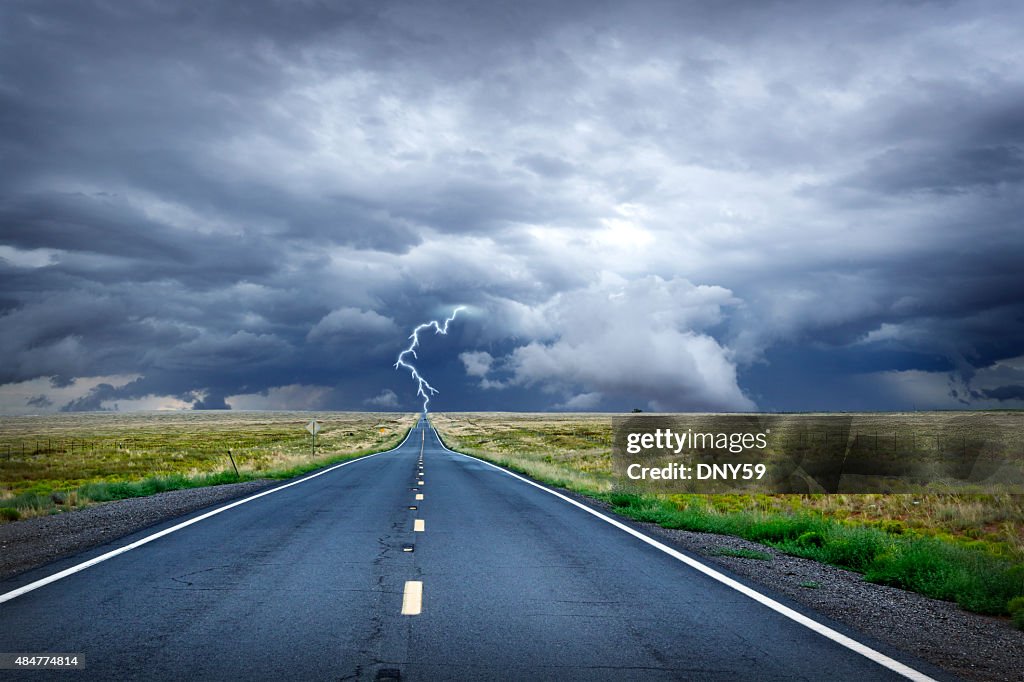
[430,425,938,682]
[0,424,418,605]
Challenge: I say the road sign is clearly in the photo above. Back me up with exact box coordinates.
[305,420,321,435]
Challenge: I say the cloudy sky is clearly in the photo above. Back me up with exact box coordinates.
[2,0,1023,414]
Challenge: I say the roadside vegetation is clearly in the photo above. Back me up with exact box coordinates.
[0,411,417,521]
[712,547,773,560]
[431,412,1024,626]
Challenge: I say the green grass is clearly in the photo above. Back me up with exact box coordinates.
[600,491,1024,616]
[433,413,1024,621]
[863,538,1024,615]
[1009,596,1024,630]
[712,547,773,560]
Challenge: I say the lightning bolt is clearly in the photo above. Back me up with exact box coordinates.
[394,306,465,414]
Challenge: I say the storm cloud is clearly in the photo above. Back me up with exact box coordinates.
[1,0,1023,414]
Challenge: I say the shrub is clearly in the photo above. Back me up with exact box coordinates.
[744,514,823,544]
[797,531,825,547]
[608,492,641,508]
[1009,596,1024,630]
[817,526,892,573]
[880,520,906,535]
[865,538,1020,615]
[0,507,20,521]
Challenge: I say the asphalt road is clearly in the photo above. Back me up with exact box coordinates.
[0,418,951,681]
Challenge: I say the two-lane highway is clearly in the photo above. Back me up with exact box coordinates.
[0,418,950,680]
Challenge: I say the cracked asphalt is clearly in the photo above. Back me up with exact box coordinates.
[0,419,955,681]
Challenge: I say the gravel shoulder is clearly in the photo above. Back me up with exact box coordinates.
[644,523,1022,682]
[0,480,275,582]
[568,492,1022,682]
[2,481,1022,681]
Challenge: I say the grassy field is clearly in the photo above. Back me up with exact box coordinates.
[431,411,1024,624]
[0,411,418,520]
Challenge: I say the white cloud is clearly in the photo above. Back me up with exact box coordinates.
[459,350,508,389]
[226,384,332,411]
[556,392,604,410]
[459,350,494,377]
[485,275,755,411]
[307,307,399,343]
[364,388,400,408]
[0,245,62,268]
[101,395,195,412]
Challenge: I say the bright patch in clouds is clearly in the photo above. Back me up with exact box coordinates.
[227,385,332,411]
[471,276,753,411]
[364,389,400,408]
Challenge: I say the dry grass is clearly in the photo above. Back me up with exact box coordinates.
[432,412,1024,559]
[0,411,418,519]
[432,412,614,493]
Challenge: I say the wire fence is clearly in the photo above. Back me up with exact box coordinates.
[446,421,1024,458]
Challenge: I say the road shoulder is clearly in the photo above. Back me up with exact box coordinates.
[551,487,1022,682]
[0,480,275,582]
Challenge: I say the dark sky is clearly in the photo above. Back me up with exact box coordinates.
[2,0,1023,414]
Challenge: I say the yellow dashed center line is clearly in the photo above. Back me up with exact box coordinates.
[403,437,426,615]
[402,581,423,615]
